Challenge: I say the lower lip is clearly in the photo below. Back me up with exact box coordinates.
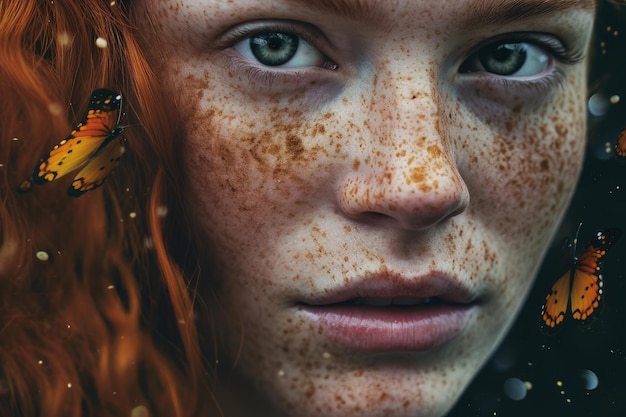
[298,304,474,353]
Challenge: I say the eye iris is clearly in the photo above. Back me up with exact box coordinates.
[478,43,527,76]
[250,32,299,66]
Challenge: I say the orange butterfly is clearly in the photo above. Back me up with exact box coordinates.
[541,227,621,330]
[18,88,124,197]
[615,128,626,159]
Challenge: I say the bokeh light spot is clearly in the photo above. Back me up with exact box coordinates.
[503,377,527,401]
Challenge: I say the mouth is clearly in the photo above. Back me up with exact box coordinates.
[338,296,436,306]
[297,272,479,353]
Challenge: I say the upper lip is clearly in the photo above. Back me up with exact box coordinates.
[299,270,480,306]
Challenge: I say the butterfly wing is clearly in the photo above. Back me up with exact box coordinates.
[31,89,122,184]
[541,269,572,329]
[615,128,626,159]
[68,132,124,196]
[570,228,621,322]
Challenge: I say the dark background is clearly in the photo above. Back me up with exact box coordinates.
[449,2,626,416]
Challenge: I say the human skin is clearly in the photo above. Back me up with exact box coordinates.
[135,0,595,416]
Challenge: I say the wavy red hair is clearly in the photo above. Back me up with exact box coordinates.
[0,1,212,416]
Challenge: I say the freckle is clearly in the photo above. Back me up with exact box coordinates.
[314,123,326,135]
[286,134,305,159]
[343,225,352,233]
[406,167,430,190]
[426,145,441,158]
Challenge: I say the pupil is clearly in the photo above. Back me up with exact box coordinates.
[479,43,527,76]
[492,45,515,62]
[250,32,299,66]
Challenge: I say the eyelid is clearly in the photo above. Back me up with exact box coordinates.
[462,32,585,66]
[217,20,335,61]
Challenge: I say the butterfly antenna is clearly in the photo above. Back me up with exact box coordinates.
[119,123,142,129]
[572,222,583,261]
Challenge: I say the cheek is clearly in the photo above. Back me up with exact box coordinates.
[456,92,586,244]
[179,84,345,254]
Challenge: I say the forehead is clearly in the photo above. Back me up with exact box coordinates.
[278,0,596,25]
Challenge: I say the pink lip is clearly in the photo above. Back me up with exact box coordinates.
[297,271,479,353]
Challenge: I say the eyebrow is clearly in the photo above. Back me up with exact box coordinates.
[285,0,596,26]
[465,0,597,28]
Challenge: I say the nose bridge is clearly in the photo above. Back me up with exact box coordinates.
[365,62,456,191]
[339,62,469,230]
[368,62,442,149]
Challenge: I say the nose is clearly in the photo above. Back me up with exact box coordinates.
[337,82,469,231]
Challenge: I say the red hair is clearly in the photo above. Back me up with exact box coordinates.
[0,1,212,416]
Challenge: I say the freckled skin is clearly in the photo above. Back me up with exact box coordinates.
[135,1,594,416]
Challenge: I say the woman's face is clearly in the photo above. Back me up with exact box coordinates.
[137,0,595,416]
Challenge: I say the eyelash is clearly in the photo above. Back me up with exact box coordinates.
[482,32,582,63]
[459,32,582,77]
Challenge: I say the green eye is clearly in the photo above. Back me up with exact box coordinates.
[461,42,551,77]
[249,32,299,67]
[234,30,326,68]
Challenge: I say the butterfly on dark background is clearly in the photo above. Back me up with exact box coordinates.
[541,226,622,331]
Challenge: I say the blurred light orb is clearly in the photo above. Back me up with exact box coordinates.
[580,369,599,391]
[503,377,527,401]
[95,37,108,48]
[588,93,610,116]
[48,101,63,116]
[36,251,49,261]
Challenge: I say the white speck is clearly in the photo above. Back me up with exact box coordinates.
[156,205,168,218]
[322,352,332,359]
[129,212,137,219]
[610,94,620,104]
[277,369,285,377]
[67,383,72,388]
[38,360,43,365]
[95,37,108,48]
[107,285,115,290]
[144,236,154,249]
[131,405,150,417]
[36,251,49,261]
[57,31,72,46]
[12,137,18,141]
